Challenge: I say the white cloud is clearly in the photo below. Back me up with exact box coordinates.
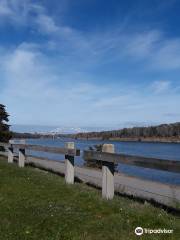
[94,94,135,108]
[0,1,180,126]
[0,46,180,126]
[35,14,60,34]
[0,0,13,16]
[0,42,144,125]
[0,40,180,126]
[125,30,161,59]
[1,1,180,71]
[0,43,111,125]
[151,80,171,94]
[124,30,180,70]
[153,39,180,69]
[0,0,32,25]
[0,0,59,31]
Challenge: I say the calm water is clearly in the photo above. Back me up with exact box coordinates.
[23,138,180,185]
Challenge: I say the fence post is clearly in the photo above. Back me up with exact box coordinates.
[8,147,14,163]
[65,142,75,184]
[8,140,15,163]
[18,140,26,168]
[102,144,115,200]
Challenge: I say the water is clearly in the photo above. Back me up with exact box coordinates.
[24,138,180,185]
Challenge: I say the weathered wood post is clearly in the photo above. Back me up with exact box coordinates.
[65,142,75,184]
[102,144,115,200]
[8,140,15,163]
[18,140,26,168]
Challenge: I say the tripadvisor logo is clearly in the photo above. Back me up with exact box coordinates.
[135,227,173,236]
[135,227,143,236]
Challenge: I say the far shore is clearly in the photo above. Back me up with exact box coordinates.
[13,133,180,144]
[73,137,180,143]
[12,122,180,144]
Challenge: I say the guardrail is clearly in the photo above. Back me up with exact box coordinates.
[0,141,180,208]
[5,141,80,184]
[83,150,180,173]
[83,144,180,200]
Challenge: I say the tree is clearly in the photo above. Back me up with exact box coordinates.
[0,104,12,143]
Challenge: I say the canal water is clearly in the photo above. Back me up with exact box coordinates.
[23,138,180,185]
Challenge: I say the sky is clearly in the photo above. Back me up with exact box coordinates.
[0,0,180,131]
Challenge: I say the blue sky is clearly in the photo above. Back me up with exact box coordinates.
[0,0,180,130]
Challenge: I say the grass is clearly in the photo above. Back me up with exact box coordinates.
[0,156,180,240]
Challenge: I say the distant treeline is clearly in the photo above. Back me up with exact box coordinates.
[67,122,180,140]
[12,122,180,142]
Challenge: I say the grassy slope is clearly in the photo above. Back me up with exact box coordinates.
[0,156,179,240]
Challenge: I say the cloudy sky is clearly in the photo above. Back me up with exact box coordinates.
[0,0,180,130]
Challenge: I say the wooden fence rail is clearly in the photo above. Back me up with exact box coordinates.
[0,141,180,208]
[1,141,80,184]
[83,150,180,173]
[10,143,80,156]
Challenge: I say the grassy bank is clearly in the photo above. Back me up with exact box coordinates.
[0,156,179,240]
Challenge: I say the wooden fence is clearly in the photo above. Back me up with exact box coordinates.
[0,141,180,209]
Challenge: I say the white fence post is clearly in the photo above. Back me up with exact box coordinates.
[18,149,25,167]
[102,144,115,200]
[65,142,75,184]
[8,147,14,163]
[18,140,26,168]
[8,140,15,163]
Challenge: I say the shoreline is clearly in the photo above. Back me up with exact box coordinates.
[72,137,180,143]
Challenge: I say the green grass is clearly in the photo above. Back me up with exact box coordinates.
[0,156,179,240]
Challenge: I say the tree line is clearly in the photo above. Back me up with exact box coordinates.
[67,122,180,140]
[13,123,180,140]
